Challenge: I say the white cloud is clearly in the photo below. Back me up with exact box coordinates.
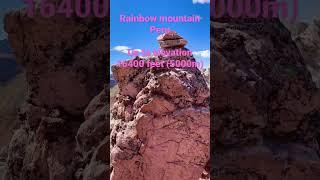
[193,50,210,58]
[133,49,142,53]
[192,0,210,4]
[112,46,142,54]
[112,46,130,54]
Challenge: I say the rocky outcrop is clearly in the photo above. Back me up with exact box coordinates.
[211,17,320,179]
[76,88,109,180]
[294,18,320,88]
[3,2,108,179]
[282,21,308,38]
[201,68,210,87]
[110,32,210,180]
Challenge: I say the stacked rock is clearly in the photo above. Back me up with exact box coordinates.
[157,31,188,49]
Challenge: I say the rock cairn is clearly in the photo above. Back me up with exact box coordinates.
[157,31,188,49]
[110,32,210,180]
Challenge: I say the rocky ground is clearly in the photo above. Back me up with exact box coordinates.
[110,31,210,180]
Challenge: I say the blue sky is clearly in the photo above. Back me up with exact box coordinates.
[110,0,210,70]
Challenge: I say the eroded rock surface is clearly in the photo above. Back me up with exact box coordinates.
[295,17,320,88]
[211,17,320,179]
[3,2,108,179]
[110,32,210,180]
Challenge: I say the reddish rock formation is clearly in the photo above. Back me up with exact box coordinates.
[3,1,108,179]
[110,32,210,180]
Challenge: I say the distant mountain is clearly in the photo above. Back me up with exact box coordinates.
[0,73,26,148]
[0,39,21,83]
[0,39,12,54]
[0,58,21,83]
[110,74,117,87]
